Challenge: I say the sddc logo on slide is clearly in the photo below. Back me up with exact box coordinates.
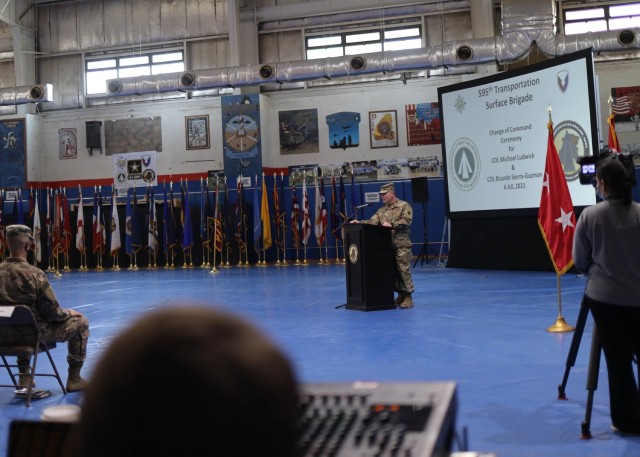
[449,137,481,191]
[553,120,591,182]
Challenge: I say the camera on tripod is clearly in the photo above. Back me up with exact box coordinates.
[577,147,636,187]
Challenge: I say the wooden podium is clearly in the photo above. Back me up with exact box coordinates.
[343,223,395,311]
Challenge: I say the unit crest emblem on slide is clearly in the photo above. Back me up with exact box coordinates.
[448,137,481,191]
[553,120,590,181]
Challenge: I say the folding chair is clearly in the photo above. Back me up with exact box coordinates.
[0,305,67,406]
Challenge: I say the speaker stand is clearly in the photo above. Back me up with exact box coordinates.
[413,201,438,268]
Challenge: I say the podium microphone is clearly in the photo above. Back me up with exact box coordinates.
[356,203,371,210]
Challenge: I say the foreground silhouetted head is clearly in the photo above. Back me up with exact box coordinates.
[75,306,300,457]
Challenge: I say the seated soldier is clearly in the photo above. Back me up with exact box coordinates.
[0,224,89,392]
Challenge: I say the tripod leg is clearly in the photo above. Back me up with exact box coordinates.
[413,243,428,268]
[558,300,590,399]
[581,325,601,439]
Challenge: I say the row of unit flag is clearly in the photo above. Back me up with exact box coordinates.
[0,172,361,270]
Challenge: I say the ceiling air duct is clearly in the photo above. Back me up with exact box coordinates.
[103,0,640,98]
[0,84,53,106]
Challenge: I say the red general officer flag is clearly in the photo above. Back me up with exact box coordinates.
[607,113,620,153]
[538,121,576,276]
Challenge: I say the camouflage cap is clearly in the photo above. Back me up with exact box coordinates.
[379,183,395,194]
[5,224,34,240]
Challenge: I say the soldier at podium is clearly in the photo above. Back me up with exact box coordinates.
[352,183,415,308]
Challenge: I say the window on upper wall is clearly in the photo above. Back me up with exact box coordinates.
[85,49,185,96]
[305,25,422,60]
[562,2,640,34]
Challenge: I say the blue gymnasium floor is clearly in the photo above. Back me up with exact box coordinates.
[1,262,639,457]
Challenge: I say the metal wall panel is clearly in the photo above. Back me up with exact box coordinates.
[443,11,473,43]
[0,23,12,52]
[48,4,82,54]
[0,61,15,86]
[77,2,106,51]
[36,0,229,55]
[158,0,183,42]
[185,0,227,37]
[103,0,131,48]
[37,55,83,111]
[188,38,230,70]
[259,30,303,63]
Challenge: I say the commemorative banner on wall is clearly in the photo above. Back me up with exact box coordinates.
[326,112,360,150]
[113,150,158,189]
[221,94,263,180]
[0,118,26,188]
[279,108,319,155]
[406,103,441,146]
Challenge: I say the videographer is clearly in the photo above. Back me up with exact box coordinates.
[573,156,640,436]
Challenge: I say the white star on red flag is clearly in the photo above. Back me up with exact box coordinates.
[537,120,576,275]
[555,207,575,232]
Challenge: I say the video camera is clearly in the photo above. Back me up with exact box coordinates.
[577,147,636,187]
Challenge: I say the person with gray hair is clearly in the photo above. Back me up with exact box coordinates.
[74,306,300,457]
[0,224,89,392]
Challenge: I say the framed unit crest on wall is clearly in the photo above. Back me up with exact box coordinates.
[369,110,398,149]
[186,115,210,150]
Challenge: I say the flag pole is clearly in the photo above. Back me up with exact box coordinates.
[61,188,70,271]
[280,172,288,266]
[258,174,266,267]
[302,171,308,265]
[97,186,104,271]
[54,194,62,275]
[547,273,575,332]
[315,175,324,265]
[210,244,219,274]
[541,105,575,333]
[111,183,120,271]
[200,177,206,267]
[241,178,250,267]
[210,177,220,274]
[48,188,54,272]
[78,185,88,271]
[272,172,279,265]
[201,177,211,268]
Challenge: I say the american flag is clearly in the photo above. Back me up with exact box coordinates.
[111,190,122,255]
[235,180,245,247]
[302,178,311,246]
[290,185,300,249]
[314,176,328,247]
[76,190,85,253]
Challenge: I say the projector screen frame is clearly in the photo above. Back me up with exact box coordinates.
[438,48,599,220]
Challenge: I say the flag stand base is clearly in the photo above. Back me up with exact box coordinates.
[547,316,575,333]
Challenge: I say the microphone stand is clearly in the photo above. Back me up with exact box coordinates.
[331,205,370,237]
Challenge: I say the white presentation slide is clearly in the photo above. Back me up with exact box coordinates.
[438,49,598,217]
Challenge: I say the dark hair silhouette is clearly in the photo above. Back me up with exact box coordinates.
[75,306,300,457]
[597,157,633,205]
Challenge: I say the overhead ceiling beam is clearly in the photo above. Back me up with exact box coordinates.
[0,0,17,26]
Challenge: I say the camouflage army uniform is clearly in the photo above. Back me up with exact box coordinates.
[364,199,414,294]
[0,258,89,364]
